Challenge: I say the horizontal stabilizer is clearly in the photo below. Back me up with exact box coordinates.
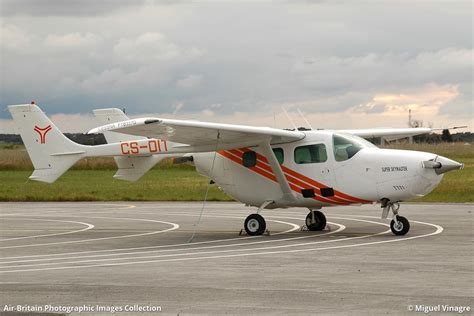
[113,155,167,181]
[28,154,82,183]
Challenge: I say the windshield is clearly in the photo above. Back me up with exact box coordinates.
[333,133,375,161]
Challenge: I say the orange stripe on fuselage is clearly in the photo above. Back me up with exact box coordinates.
[233,149,351,204]
[221,148,371,205]
[240,147,371,204]
[221,150,277,182]
[223,150,338,204]
[222,150,348,205]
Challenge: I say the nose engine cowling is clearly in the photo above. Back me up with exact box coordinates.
[412,154,463,197]
[422,155,464,175]
[373,149,463,201]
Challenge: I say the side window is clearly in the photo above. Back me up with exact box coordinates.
[333,134,363,162]
[242,151,257,167]
[294,144,327,164]
[273,148,284,164]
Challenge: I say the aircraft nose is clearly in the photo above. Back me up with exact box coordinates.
[422,155,464,175]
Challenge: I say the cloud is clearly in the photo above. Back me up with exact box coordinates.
[0,24,30,49]
[0,0,147,17]
[45,32,100,49]
[439,82,473,118]
[113,32,177,63]
[113,32,204,65]
[291,48,472,93]
[172,102,184,115]
[1,1,472,132]
[352,84,460,116]
[176,74,203,89]
[0,25,205,113]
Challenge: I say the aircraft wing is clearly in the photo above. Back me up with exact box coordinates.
[339,126,466,141]
[88,117,305,151]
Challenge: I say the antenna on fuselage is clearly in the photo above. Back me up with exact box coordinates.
[296,108,313,130]
[281,106,297,130]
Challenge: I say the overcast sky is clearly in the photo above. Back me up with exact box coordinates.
[1,0,472,133]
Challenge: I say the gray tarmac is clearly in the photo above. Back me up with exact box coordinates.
[0,202,472,315]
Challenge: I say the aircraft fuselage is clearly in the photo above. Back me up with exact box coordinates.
[193,130,457,208]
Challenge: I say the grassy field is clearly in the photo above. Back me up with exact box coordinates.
[0,143,472,202]
[0,169,231,202]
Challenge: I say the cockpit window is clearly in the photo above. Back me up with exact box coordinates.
[333,133,374,161]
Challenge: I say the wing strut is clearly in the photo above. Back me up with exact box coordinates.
[188,131,221,243]
[259,141,296,203]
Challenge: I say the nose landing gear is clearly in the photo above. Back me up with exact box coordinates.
[381,200,410,236]
[390,215,410,236]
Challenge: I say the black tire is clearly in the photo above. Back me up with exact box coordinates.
[390,216,410,236]
[244,214,266,236]
[305,211,327,231]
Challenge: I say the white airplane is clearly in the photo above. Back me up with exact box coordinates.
[8,103,464,236]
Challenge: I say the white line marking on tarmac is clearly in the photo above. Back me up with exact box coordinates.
[0,203,136,217]
[0,218,442,274]
[0,221,353,270]
[0,212,303,260]
[0,220,343,266]
[0,218,94,241]
[0,212,329,262]
[0,204,444,274]
[0,215,307,263]
[0,216,179,249]
[0,217,384,272]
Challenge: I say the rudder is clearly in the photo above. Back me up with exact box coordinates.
[8,104,86,183]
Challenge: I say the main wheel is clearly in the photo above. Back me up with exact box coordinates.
[305,211,326,231]
[390,216,410,236]
[244,214,266,236]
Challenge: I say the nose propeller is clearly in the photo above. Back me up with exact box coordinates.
[422,155,464,175]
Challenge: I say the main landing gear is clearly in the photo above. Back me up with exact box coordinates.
[244,213,266,236]
[243,200,274,236]
[381,200,410,236]
[305,210,327,231]
[243,208,328,236]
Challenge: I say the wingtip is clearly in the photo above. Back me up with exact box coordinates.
[432,125,468,131]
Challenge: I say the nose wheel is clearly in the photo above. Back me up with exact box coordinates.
[382,200,410,235]
[305,210,327,231]
[390,216,410,235]
[244,213,266,236]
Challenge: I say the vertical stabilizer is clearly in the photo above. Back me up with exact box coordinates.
[8,104,86,183]
[92,108,165,181]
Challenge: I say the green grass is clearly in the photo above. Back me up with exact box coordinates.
[412,157,474,202]
[0,169,231,202]
[0,142,472,202]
